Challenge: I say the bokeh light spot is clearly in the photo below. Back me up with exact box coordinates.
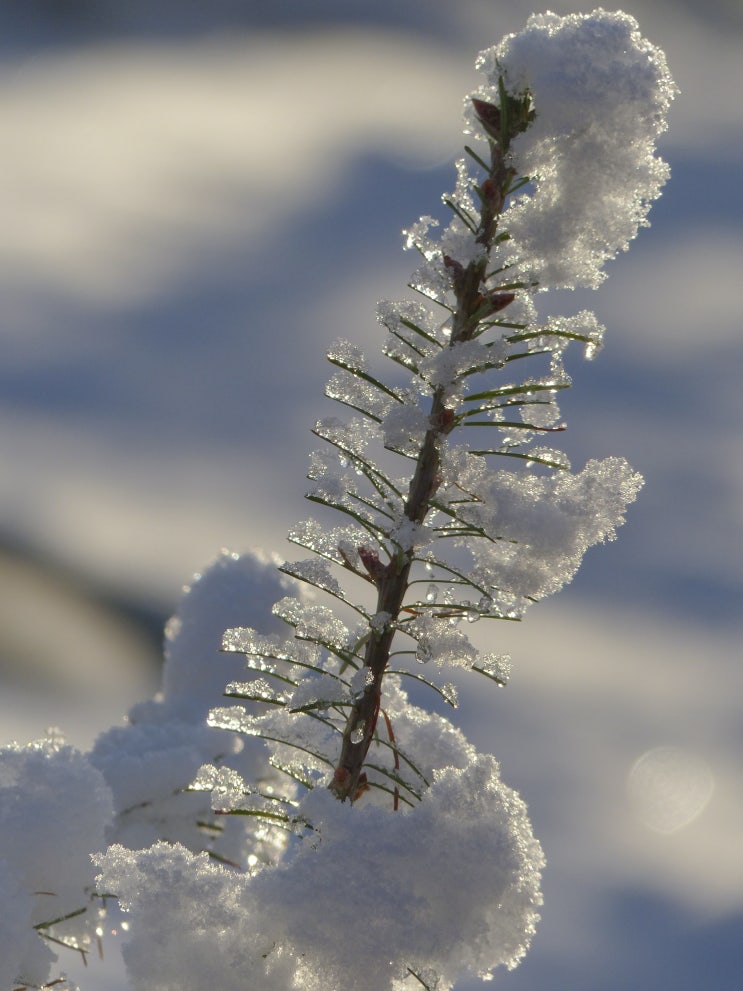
[627,746,714,833]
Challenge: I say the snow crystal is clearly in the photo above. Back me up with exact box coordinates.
[377,298,449,348]
[207,704,254,735]
[287,672,349,711]
[544,310,605,358]
[327,338,367,370]
[391,517,432,553]
[242,702,339,780]
[307,471,353,506]
[477,653,512,685]
[406,615,480,671]
[272,596,351,650]
[382,331,426,373]
[288,518,363,564]
[381,402,429,451]
[525,446,571,470]
[191,762,247,796]
[281,557,344,598]
[222,627,310,670]
[404,215,441,260]
[447,157,478,220]
[314,415,376,457]
[520,396,561,428]
[326,367,399,421]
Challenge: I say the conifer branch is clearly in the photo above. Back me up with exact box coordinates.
[329,90,534,802]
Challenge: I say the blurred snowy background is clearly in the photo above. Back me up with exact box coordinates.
[1,1,741,989]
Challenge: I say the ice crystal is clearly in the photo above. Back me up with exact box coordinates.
[288,673,349,712]
[377,298,448,347]
[272,598,352,651]
[327,339,368,370]
[281,558,345,598]
[412,618,479,670]
[381,402,429,452]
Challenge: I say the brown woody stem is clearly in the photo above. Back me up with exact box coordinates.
[329,105,520,803]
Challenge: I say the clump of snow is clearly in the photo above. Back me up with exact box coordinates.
[470,9,677,289]
[408,615,480,670]
[466,457,644,611]
[95,842,297,991]
[381,402,429,452]
[390,517,432,553]
[256,754,543,991]
[96,744,543,991]
[0,857,53,991]
[0,734,113,987]
[160,549,294,722]
[90,549,294,864]
[421,339,493,392]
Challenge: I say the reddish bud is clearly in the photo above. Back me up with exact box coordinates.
[480,178,498,200]
[443,254,466,294]
[471,97,501,137]
[475,291,515,317]
[353,773,370,801]
[488,291,516,312]
[358,545,387,583]
[430,407,456,434]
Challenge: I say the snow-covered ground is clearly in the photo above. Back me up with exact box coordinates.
[1,2,742,989]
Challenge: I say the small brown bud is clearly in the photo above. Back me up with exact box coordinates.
[354,772,370,801]
[443,254,466,294]
[358,545,387,583]
[475,291,516,317]
[472,97,502,138]
[488,291,516,312]
[430,407,456,434]
[480,178,498,200]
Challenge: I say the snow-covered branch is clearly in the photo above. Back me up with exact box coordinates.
[0,10,675,991]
